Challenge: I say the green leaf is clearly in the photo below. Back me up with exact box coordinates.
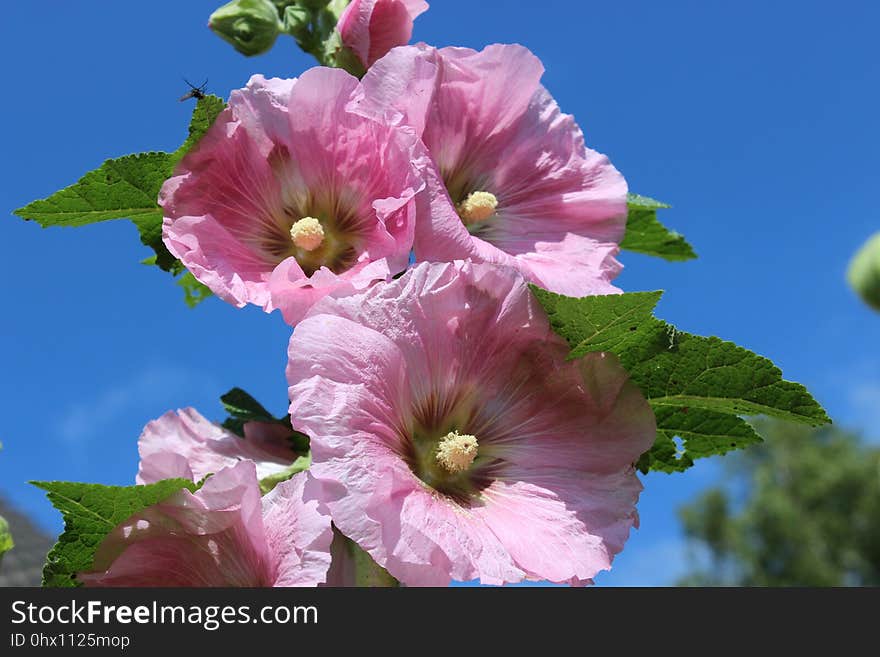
[175,95,226,157]
[637,407,764,473]
[132,211,179,271]
[636,431,694,473]
[177,271,214,308]
[654,406,764,459]
[621,193,697,261]
[532,289,664,360]
[14,95,226,274]
[0,515,13,563]
[633,332,829,424]
[32,478,198,587]
[221,387,278,429]
[328,526,400,587]
[531,286,829,472]
[626,194,670,210]
[14,152,175,228]
[220,387,310,453]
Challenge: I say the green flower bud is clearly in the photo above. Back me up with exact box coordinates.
[847,231,880,311]
[282,5,313,39]
[270,0,297,11]
[271,1,336,16]
[324,0,353,22]
[295,0,335,10]
[209,0,283,56]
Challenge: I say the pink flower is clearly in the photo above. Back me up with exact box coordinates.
[355,44,628,297]
[286,261,656,586]
[136,407,298,485]
[79,462,333,587]
[161,68,425,325]
[337,0,429,70]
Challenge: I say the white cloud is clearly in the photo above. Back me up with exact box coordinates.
[56,364,216,444]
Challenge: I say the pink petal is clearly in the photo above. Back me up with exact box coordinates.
[288,261,656,585]
[136,408,297,485]
[162,69,424,323]
[81,462,272,587]
[262,473,334,587]
[338,0,429,68]
[359,44,629,298]
[81,463,333,587]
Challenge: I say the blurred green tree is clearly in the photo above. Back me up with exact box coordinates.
[677,420,880,586]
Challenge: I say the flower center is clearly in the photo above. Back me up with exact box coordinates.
[456,191,498,225]
[289,216,325,251]
[435,431,479,474]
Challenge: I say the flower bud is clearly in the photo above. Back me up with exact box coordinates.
[282,4,313,39]
[337,0,428,69]
[294,0,334,10]
[847,231,880,311]
[209,0,283,56]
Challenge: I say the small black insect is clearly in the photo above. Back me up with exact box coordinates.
[179,78,208,102]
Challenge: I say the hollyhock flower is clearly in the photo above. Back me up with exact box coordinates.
[337,0,429,71]
[79,462,333,587]
[287,261,656,586]
[133,407,369,587]
[355,44,628,297]
[161,67,425,325]
[136,407,299,485]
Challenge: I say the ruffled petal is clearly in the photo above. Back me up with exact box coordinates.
[288,261,655,585]
[361,44,628,298]
[262,473,333,586]
[162,69,424,323]
[136,408,297,485]
[338,0,429,68]
[81,462,272,587]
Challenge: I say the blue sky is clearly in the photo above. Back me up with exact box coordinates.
[1,1,878,586]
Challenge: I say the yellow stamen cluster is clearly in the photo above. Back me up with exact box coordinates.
[457,191,498,224]
[289,216,325,251]
[436,431,479,473]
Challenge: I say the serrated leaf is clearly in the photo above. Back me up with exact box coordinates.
[531,286,829,471]
[636,431,694,474]
[0,514,13,562]
[532,288,664,360]
[637,407,764,474]
[32,478,198,587]
[653,405,763,459]
[131,211,180,271]
[627,194,671,210]
[622,208,697,261]
[621,193,697,261]
[14,96,227,277]
[14,153,180,271]
[631,332,829,424]
[14,152,175,228]
[175,94,226,157]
